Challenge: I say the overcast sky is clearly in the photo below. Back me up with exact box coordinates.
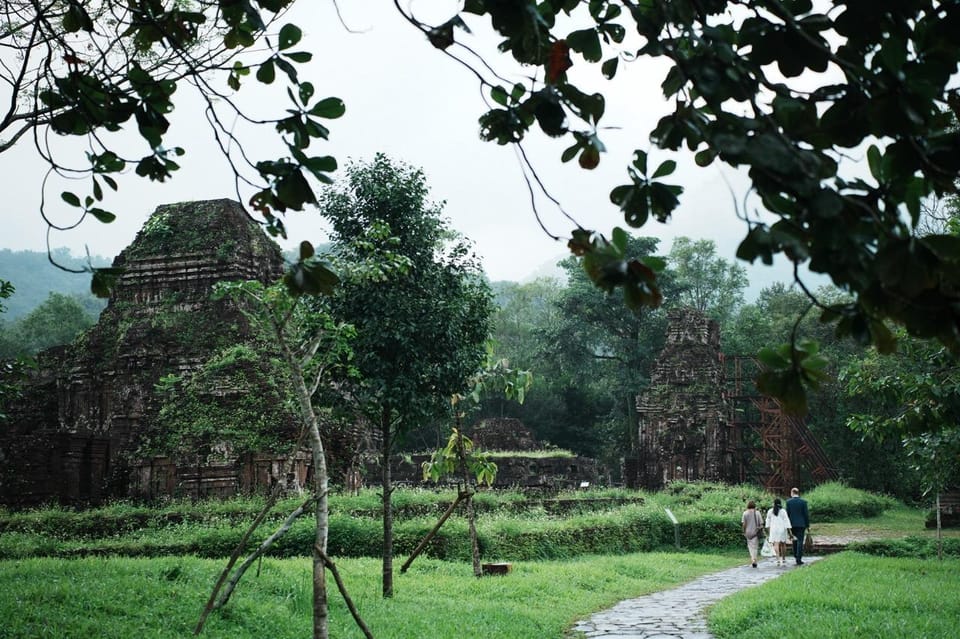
[2,1,806,292]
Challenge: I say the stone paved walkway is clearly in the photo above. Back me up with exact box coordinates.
[571,556,821,638]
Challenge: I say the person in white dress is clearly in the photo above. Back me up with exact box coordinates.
[765,498,792,566]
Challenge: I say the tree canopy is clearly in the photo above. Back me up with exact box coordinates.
[666,237,747,326]
[0,291,96,358]
[319,154,493,598]
[322,155,493,435]
[395,0,960,407]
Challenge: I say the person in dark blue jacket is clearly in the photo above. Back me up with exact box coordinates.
[785,487,810,565]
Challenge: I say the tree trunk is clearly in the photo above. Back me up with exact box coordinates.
[309,421,329,639]
[465,493,481,577]
[455,428,482,577]
[936,491,943,561]
[194,486,281,635]
[287,347,329,638]
[400,491,466,574]
[380,406,394,598]
[214,495,314,609]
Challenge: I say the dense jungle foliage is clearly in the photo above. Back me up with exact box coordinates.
[3,231,958,505]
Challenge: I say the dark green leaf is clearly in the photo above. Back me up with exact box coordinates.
[89,208,116,224]
[309,97,346,119]
[866,144,883,181]
[278,23,302,50]
[491,85,509,106]
[275,170,316,209]
[61,191,81,207]
[757,345,790,369]
[631,150,648,174]
[299,240,315,260]
[757,369,809,415]
[274,57,298,83]
[601,57,619,79]
[567,28,602,62]
[533,93,567,137]
[303,155,338,174]
[651,159,676,179]
[90,267,124,298]
[561,141,581,163]
[256,59,276,84]
[694,149,716,166]
[283,258,340,297]
[284,51,312,63]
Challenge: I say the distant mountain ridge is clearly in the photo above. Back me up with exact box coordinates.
[0,248,109,320]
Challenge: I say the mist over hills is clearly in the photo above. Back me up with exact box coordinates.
[0,249,108,320]
[3,244,813,323]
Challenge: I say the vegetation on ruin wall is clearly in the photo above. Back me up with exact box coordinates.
[141,343,299,458]
[72,293,251,367]
[0,482,940,562]
[124,201,279,260]
[483,449,576,459]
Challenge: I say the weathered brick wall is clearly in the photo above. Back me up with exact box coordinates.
[468,417,540,451]
[632,308,731,489]
[363,453,600,490]
[0,200,306,506]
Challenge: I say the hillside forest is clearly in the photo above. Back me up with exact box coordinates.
[2,232,956,505]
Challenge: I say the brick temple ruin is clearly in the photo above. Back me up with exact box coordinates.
[626,308,837,494]
[632,310,731,488]
[0,200,317,506]
[0,200,595,507]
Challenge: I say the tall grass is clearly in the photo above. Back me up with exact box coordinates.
[805,481,898,519]
[708,554,960,639]
[4,481,949,562]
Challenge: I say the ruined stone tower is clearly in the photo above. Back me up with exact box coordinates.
[631,308,731,489]
[0,199,289,506]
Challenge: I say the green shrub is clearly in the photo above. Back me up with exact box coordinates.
[326,516,379,557]
[0,497,278,539]
[475,507,672,561]
[648,481,770,516]
[805,481,896,521]
[677,514,743,550]
[846,535,960,558]
[0,483,915,562]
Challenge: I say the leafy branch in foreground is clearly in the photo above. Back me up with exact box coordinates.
[3,1,343,289]
[396,0,960,410]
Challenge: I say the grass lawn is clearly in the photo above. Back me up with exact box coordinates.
[0,552,741,639]
[4,550,958,638]
[2,483,956,638]
[814,503,960,540]
[708,554,960,639]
